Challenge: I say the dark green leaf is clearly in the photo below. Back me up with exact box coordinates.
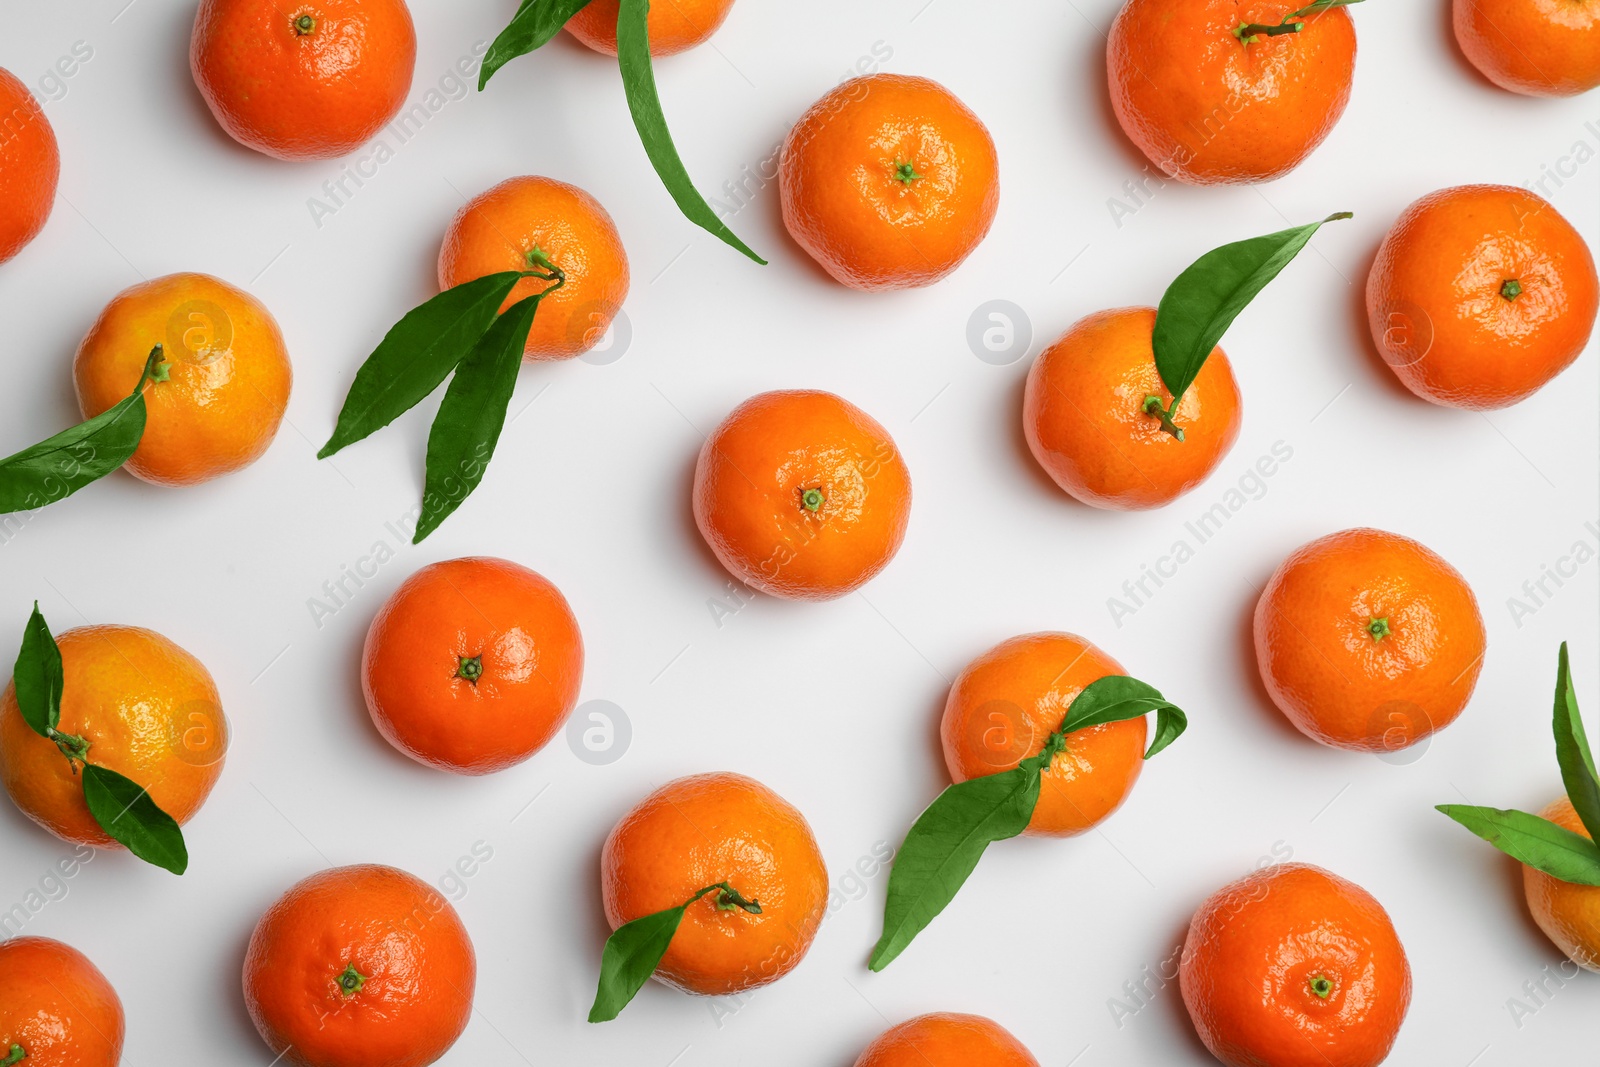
[1552,643,1600,842]
[479,0,596,90]
[1437,804,1600,886]
[0,392,145,514]
[588,902,688,1022]
[1152,212,1351,404]
[616,0,766,265]
[1059,674,1188,759]
[413,293,543,543]
[81,764,188,875]
[870,760,1042,971]
[319,272,523,459]
[11,601,62,738]
[1287,0,1364,19]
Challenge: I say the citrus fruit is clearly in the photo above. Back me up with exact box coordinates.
[73,272,292,486]
[1023,308,1242,510]
[1253,528,1486,753]
[0,624,227,849]
[190,0,417,161]
[438,175,630,361]
[853,1012,1039,1067]
[693,389,912,600]
[779,73,999,290]
[942,633,1147,836]
[0,67,59,265]
[1453,0,1600,97]
[1107,0,1357,184]
[1523,796,1600,972]
[1180,863,1412,1067]
[243,864,476,1067]
[1366,184,1598,410]
[362,556,584,775]
[600,772,828,996]
[566,0,737,56]
[0,937,124,1066]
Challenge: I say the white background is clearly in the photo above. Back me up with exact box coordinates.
[1,1,1597,1064]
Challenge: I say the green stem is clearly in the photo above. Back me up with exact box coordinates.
[690,881,762,915]
[893,160,922,184]
[2,1044,25,1066]
[335,963,369,997]
[1500,278,1523,301]
[48,728,89,770]
[1235,20,1303,41]
[1142,395,1186,443]
[800,488,824,512]
[1367,617,1391,640]
[134,344,169,395]
[1309,974,1333,999]
[523,247,567,296]
[294,14,316,35]
[457,655,483,683]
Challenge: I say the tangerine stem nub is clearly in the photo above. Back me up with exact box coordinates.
[49,728,89,769]
[457,656,483,683]
[1500,278,1523,301]
[2,1044,25,1066]
[1142,395,1186,443]
[1367,617,1391,640]
[1309,974,1333,999]
[336,963,369,997]
[800,488,824,512]
[893,160,922,184]
[294,14,316,35]
[709,882,763,914]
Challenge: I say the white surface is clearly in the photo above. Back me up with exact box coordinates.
[1,1,1597,1064]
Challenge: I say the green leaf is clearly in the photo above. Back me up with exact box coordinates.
[1552,643,1600,842]
[869,760,1042,971]
[412,293,543,543]
[319,272,523,459]
[615,0,766,265]
[0,392,146,514]
[1152,212,1351,405]
[81,764,188,875]
[1287,0,1364,19]
[588,902,689,1022]
[11,601,63,738]
[1437,804,1600,886]
[1059,675,1189,759]
[479,0,596,89]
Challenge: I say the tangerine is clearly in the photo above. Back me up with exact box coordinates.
[780,74,999,290]
[243,864,476,1067]
[1253,528,1486,752]
[362,556,584,775]
[1024,308,1241,510]
[0,624,227,849]
[0,67,59,264]
[1107,0,1357,184]
[693,389,912,600]
[0,937,124,1066]
[1366,184,1598,410]
[1181,863,1412,1067]
[853,1012,1039,1067]
[438,175,630,361]
[74,272,292,486]
[191,0,417,160]
[942,633,1147,837]
[600,772,828,996]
